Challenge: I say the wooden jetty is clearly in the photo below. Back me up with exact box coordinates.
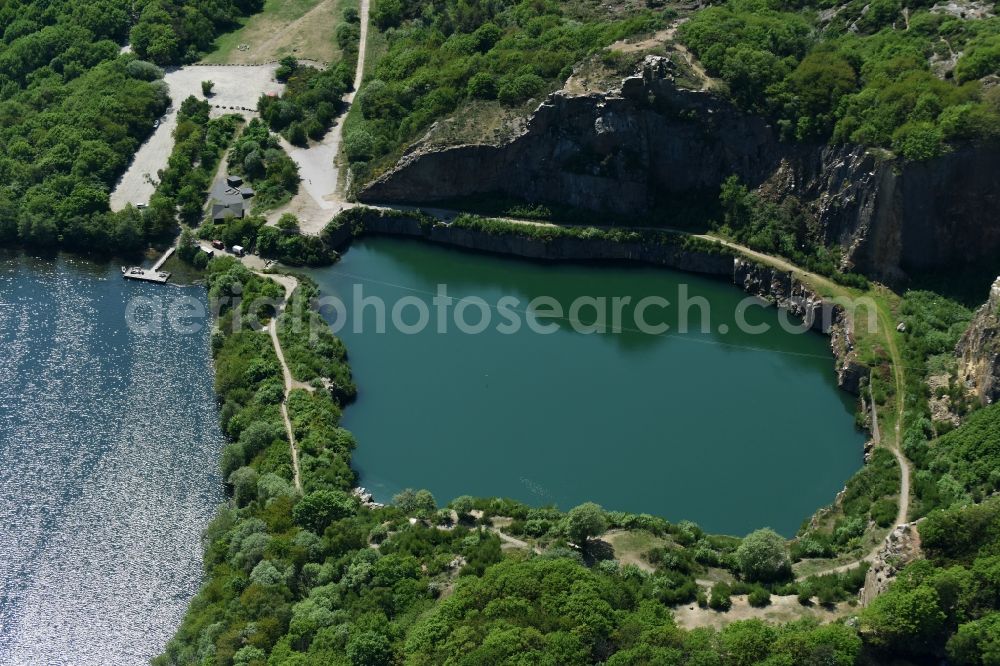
[122,266,171,283]
[121,246,174,284]
[151,246,174,271]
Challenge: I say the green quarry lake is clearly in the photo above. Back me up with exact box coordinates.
[308,237,866,537]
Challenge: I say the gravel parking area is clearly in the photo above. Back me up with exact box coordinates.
[110,64,285,211]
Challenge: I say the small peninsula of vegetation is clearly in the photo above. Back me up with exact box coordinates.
[227,118,302,211]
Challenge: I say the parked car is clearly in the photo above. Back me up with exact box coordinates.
[211,240,224,250]
[231,245,245,257]
[152,119,159,128]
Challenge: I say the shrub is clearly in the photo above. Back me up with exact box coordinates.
[709,582,732,611]
[748,586,771,607]
[735,529,792,582]
[293,490,356,533]
[126,59,164,81]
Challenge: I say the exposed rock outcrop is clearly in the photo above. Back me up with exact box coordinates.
[362,56,781,217]
[859,521,923,606]
[957,276,1000,405]
[732,259,869,395]
[359,56,1000,282]
[326,209,735,275]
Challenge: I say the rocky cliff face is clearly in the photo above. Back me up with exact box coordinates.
[362,56,780,216]
[732,259,869,395]
[859,521,923,607]
[957,277,1000,405]
[359,56,1000,282]
[327,209,735,275]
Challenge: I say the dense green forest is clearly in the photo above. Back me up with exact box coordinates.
[0,0,264,254]
[679,0,1000,158]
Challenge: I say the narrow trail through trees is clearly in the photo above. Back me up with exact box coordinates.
[256,271,305,493]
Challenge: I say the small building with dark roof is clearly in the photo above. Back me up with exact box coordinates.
[210,175,255,222]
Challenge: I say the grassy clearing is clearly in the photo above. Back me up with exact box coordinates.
[602,529,668,571]
[201,0,345,64]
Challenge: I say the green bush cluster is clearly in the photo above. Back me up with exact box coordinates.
[201,213,336,267]
[260,4,359,145]
[787,565,869,607]
[860,497,1000,661]
[912,403,1000,509]
[276,277,355,402]
[892,290,977,516]
[130,0,264,65]
[154,97,242,227]
[228,118,301,210]
[260,57,354,146]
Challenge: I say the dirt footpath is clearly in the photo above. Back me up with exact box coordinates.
[672,594,854,631]
[110,64,285,211]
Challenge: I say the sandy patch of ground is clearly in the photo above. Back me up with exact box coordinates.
[201,0,345,65]
[110,65,284,212]
[610,28,674,54]
[673,594,855,631]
